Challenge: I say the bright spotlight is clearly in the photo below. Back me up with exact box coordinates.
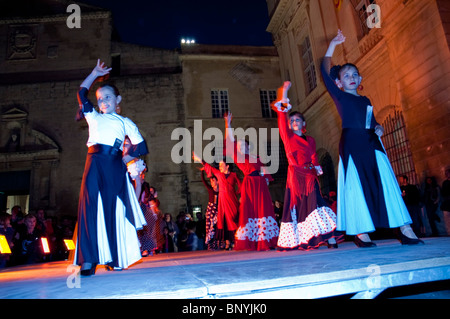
[0,235,11,254]
[181,38,196,45]
[41,237,50,254]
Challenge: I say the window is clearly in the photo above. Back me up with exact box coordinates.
[350,0,377,39]
[300,37,317,94]
[211,89,229,118]
[260,89,277,118]
[381,110,419,185]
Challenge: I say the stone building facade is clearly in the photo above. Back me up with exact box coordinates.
[0,1,284,219]
[266,0,450,189]
[179,44,283,214]
[0,1,185,217]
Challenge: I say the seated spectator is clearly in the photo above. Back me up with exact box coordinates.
[10,205,25,233]
[183,224,198,251]
[12,214,44,265]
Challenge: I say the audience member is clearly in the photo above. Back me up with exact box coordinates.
[399,175,423,237]
[149,198,165,253]
[12,214,44,265]
[10,205,24,233]
[195,212,206,250]
[35,208,54,237]
[161,213,179,252]
[161,227,175,253]
[183,223,198,251]
[423,176,441,237]
[440,168,450,236]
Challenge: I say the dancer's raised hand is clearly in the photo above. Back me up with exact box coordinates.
[224,111,233,126]
[192,151,202,163]
[326,30,346,57]
[91,59,112,78]
[331,29,346,46]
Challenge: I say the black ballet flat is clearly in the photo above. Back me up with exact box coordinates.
[327,243,339,249]
[399,233,425,246]
[80,263,97,276]
[354,236,377,248]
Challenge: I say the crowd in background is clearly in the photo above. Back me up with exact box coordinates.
[0,206,75,268]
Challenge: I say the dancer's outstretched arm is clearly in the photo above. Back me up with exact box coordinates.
[271,81,292,112]
[224,111,234,143]
[325,29,346,58]
[80,59,112,89]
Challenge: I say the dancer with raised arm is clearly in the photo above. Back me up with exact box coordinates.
[273,82,341,250]
[224,112,279,251]
[75,60,148,275]
[321,30,423,247]
[193,153,241,250]
[200,170,220,250]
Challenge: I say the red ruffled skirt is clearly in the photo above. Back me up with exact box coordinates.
[277,165,343,250]
[235,175,279,251]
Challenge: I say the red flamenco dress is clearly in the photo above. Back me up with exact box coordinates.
[203,162,241,245]
[228,141,279,251]
[275,103,342,250]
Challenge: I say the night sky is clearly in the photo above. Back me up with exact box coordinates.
[78,0,274,49]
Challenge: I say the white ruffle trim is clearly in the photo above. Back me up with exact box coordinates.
[127,159,146,179]
[277,206,337,249]
[272,99,292,112]
[235,216,280,242]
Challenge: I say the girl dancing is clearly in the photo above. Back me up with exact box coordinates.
[224,112,279,251]
[201,170,220,250]
[193,153,241,250]
[321,30,423,247]
[273,81,341,250]
[75,60,148,275]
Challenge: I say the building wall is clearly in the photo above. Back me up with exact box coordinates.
[0,3,187,217]
[0,3,285,220]
[267,0,450,187]
[180,44,284,212]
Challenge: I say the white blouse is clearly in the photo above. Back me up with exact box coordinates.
[84,110,143,149]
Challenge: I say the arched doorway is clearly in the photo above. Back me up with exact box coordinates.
[0,107,60,215]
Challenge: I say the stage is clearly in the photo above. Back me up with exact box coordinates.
[0,237,449,299]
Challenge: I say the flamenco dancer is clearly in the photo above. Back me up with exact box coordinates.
[274,82,341,250]
[322,30,423,247]
[193,153,241,250]
[200,170,220,250]
[75,60,148,275]
[224,112,279,251]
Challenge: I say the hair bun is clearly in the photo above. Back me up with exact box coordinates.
[330,65,341,81]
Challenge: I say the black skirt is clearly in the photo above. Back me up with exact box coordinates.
[75,144,145,268]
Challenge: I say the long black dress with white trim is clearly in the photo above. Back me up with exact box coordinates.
[74,87,148,269]
[320,57,412,235]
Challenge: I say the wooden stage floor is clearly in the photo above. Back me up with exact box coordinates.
[0,237,449,299]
